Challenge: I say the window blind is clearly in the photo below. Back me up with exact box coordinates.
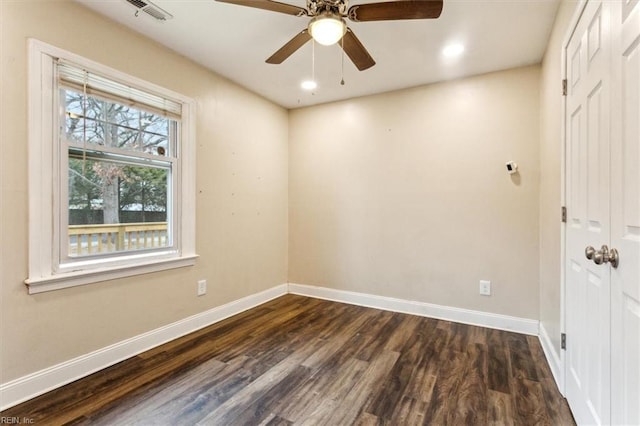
[57,59,182,119]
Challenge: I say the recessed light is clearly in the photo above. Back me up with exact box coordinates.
[301,80,317,90]
[442,43,465,58]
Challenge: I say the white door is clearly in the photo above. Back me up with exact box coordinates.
[610,0,640,424]
[565,1,612,424]
[565,0,640,425]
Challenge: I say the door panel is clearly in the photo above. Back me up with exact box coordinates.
[566,0,640,424]
[565,1,611,424]
[610,0,640,424]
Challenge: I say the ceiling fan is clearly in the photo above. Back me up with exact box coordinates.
[215,0,444,71]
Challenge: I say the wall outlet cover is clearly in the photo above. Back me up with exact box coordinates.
[479,280,491,296]
[197,280,207,296]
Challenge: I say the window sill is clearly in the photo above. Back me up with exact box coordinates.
[25,255,199,294]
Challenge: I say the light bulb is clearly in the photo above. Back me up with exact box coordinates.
[308,14,346,46]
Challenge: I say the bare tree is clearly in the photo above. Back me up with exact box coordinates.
[64,90,169,225]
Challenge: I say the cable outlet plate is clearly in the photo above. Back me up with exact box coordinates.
[479,280,491,296]
[197,280,207,296]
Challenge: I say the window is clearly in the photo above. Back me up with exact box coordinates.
[26,40,197,293]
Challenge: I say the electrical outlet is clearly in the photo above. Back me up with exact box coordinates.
[197,280,207,296]
[479,280,491,296]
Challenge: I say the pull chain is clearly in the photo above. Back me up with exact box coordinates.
[312,39,316,93]
[340,36,345,86]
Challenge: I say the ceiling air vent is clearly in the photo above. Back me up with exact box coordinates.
[124,0,173,21]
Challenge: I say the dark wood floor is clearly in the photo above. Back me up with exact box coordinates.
[1,295,575,425]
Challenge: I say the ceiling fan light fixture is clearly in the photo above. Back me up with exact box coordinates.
[308,13,347,46]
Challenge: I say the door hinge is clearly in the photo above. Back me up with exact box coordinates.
[562,79,568,96]
[561,333,567,350]
[561,206,567,223]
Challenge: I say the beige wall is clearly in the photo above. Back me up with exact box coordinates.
[0,0,288,382]
[538,0,580,355]
[289,66,541,319]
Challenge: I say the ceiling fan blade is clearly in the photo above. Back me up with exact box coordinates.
[216,0,307,17]
[266,29,312,64]
[347,0,443,22]
[340,28,375,71]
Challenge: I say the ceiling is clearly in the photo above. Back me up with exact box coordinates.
[77,0,560,109]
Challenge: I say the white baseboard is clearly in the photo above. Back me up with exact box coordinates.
[287,283,539,335]
[0,284,288,411]
[539,322,564,395]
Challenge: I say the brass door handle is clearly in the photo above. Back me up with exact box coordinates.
[585,246,596,260]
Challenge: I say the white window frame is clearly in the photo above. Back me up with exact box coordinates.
[26,39,197,294]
